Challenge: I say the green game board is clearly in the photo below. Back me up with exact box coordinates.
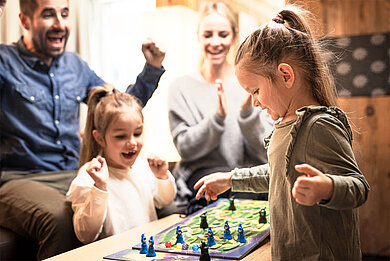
[130,199,270,260]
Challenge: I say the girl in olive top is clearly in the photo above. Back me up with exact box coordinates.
[194,5,370,260]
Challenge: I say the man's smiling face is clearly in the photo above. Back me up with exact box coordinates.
[23,0,70,64]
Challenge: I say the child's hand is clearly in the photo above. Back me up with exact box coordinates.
[142,38,166,69]
[292,164,334,206]
[194,172,232,201]
[241,93,252,113]
[147,155,169,180]
[86,156,109,192]
[216,79,227,120]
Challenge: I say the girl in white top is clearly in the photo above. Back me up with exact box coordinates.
[66,86,176,244]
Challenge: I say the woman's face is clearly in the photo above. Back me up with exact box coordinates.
[198,12,234,66]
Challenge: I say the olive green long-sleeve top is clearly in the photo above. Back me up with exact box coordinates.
[231,106,370,260]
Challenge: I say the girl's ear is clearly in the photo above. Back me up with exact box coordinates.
[277,63,295,89]
[92,130,105,148]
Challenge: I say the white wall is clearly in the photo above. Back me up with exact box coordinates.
[140,6,199,161]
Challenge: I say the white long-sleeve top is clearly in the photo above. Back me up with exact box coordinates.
[66,158,176,244]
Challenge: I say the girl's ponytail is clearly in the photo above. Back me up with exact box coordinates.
[79,86,115,167]
[281,7,337,107]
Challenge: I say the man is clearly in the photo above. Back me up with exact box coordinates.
[0,0,165,259]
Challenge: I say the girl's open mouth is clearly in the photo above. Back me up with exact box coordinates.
[122,151,136,160]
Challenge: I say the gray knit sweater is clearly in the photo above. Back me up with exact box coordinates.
[168,72,273,197]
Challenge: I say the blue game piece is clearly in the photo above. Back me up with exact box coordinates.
[207,227,216,247]
[139,233,148,254]
[192,244,200,251]
[223,221,233,240]
[175,225,185,244]
[146,236,157,257]
[236,223,247,243]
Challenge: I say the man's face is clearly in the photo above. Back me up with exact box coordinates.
[25,0,70,61]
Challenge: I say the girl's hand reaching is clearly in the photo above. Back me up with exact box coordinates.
[86,156,109,192]
[147,155,169,180]
[215,79,227,120]
[292,164,334,206]
[241,93,252,113]
[194,172,232,201]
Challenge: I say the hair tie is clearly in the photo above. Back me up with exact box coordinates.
[272,13,285,24]
[97,89,115,101]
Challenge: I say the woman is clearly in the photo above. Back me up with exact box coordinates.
[168,1,273,208]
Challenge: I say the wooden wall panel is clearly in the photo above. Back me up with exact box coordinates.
[156,0,198,10]
[290,0,390,37]
[325,0,389,36]
[338,97,390,256]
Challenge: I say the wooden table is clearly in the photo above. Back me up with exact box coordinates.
[45,214,271,261]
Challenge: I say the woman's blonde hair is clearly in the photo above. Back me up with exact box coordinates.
[235,5,337,107]
[198,1,238,67]
[79,86,143,167]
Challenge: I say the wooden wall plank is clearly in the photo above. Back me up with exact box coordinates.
[156,0,198,10]
[338,96,390,256]
[291,0,390,37]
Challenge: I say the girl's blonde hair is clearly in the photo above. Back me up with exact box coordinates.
[79,86,143,167]
[235,5,337,107]
[198,1,238,68]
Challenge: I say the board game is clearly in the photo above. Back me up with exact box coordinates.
[104,199,270,260]
[104,249,227,261]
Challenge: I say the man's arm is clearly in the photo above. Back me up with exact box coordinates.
[126,39,166,106]
[126,64,165,106]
